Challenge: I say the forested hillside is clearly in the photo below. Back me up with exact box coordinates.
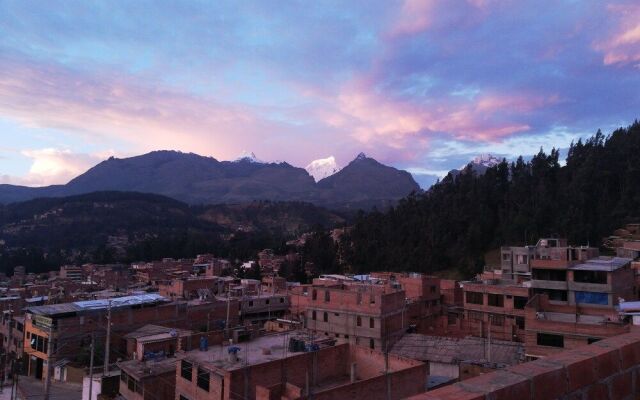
[0,192,344,274]
[346,121,640,276]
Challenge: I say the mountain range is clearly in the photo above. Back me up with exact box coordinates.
[0,151,420,209]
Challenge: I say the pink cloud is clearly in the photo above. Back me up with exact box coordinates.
[593,3,640,66]
[0,55,311,165]
[317,78,556,151]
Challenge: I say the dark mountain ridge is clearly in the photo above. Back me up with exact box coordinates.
[0,151,420,209]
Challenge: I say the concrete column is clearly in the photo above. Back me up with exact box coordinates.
[350,362,357,383]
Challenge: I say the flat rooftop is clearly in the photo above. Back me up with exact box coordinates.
[183,332,306,371]
[570,257,632,272]
[119,357,179,379]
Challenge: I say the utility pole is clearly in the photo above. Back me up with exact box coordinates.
[88,333,95,400]
[5,304,12,384]
[43,326,54,400]
[487,315,492,363]
[225,285,231,339]
[103,300,112,374]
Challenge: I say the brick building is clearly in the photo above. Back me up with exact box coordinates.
[460,279,530,342]
[408,331,640,400]
[159,277,223,301]
[119,357,178,400]
[23,294,238,380]
[524,293,630,359]
[175,333,427,400]
[293,283,407,350]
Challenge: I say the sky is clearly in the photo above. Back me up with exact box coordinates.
[1,1,639,188]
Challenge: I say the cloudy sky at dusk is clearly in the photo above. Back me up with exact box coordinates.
[1,1,639,188]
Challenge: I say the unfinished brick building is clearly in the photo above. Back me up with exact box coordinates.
[460,279,530,342]
[175,333,426,400]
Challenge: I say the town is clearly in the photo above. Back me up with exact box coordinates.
[1,224,640,399]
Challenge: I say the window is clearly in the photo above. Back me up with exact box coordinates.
[533,288,568,302]
[280,298,285,303]
[502,253,511,261]
[369,339,375,349]
[248,301,253,307]
[490,314,504,326]
[575,291,608,305]
[181,360,193,381]
[487,294,504,307]
[468,311,483,321]
[516,255,528,264]
[514,296,528,310]
[265,299,270,305]
[430,286,437,293]
[447,313,457,325]
[574,270,607,284]
[312,311,316,320]
[197,367,210,392]
[466,292,483,305]
[537,333,564,348]
[334,313,340,316]
[324,291,330,302]
[312,290,317,300]
[323,312,328,322]
[357,316,362,326]
[369,318,375,328]
[532,269,566,282]
[515,316,525,330]
[588,337,601,344]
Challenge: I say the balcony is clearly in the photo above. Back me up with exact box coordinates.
[530,280,568,291]
[567,281,611,293]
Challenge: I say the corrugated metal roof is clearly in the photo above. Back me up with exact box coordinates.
[26,294,169,317]
[569,257,632,271]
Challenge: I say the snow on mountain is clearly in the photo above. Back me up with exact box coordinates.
[470,153,501,169]
[305,156,341,182]
[234,151,263,163]
[449,153,503,178]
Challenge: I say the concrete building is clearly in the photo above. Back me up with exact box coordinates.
[501,238,599,281]
[530,256,634,307]
[59,265,84,282]
[175,332,427,400]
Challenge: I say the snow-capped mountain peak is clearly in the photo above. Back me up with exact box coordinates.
[471,153,501,168]
[235,151,262,163]
[305,156,341,182]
